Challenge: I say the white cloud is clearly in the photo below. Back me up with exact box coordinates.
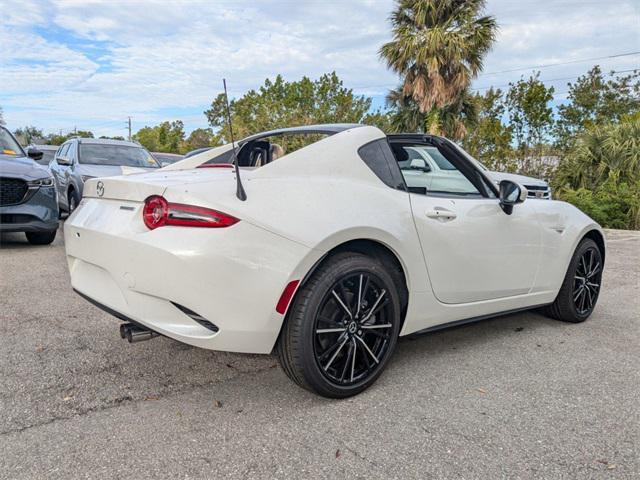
[0,0,638,138]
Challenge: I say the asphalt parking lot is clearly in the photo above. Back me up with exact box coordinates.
[1,228,638,479]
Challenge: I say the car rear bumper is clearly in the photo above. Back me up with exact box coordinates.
[64,198,314,354]
[0,186,59,232]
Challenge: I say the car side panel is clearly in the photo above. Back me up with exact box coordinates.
[529,200,605,294]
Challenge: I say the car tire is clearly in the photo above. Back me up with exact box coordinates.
[68,189,79,213]
[25,229,57,245]
[276,252,401,398]
[542,238,603,323]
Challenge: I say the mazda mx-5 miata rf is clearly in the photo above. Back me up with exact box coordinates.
[65,124,605,398]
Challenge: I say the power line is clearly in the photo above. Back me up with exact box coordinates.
[479,51,640,76]
[472,68,638,92]
[352,51,640,91]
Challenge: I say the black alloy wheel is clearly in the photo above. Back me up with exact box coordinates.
[543,237,603,323]
[572,246,602,316]
[314,272,394,386]
[277,252,402,398]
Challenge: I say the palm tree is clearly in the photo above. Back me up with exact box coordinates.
[380,0,497,136]
[554,114,640,190]
[386,85,477,139]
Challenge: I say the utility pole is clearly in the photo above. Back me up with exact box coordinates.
[127,117,132,141]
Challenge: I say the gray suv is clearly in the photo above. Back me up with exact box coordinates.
[0,127,59,244]
[50,138,160,213]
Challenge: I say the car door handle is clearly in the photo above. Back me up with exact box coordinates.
[425,208,457,221]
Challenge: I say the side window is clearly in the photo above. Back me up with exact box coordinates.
[67,142,77,163]
[58,143,70,160]
[389,143,481,197]
[358,139,406,191]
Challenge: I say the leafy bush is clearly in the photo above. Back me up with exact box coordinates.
[553,115,640,230]
[558,179,640,230]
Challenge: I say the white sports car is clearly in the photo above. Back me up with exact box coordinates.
[65,124,605,398]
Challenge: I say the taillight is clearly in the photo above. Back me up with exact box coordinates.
[143,195,168,229]
[197,164,234,169]
[143,195,239,230]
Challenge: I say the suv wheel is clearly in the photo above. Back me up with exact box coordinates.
[26,230,57,245]
[68,189,79,213]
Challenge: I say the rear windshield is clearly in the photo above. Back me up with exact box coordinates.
[79,144,159,168]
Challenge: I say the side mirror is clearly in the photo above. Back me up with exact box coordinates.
[56,155,72,166]
[499,180,527,215]
[410,158,431,172]
[27,148,43,161]
[160,161,171,167]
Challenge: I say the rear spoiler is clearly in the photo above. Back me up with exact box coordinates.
[160,144,234,171]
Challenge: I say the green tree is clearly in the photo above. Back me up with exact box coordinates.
[384,85,478,138]
[13,126,44,145]
[99,135,125,140]
[132,126,159,151]
[205,72,372,143]
[555,66,640,147]
[46,134,68,145]
[362,110,393,133]
[182,128,214,153]
[46,130,94,145]
[505,72,555,175]
[384,86,425,133]
[379,0,497,137]
[133,121,185,153]
[462,88,514,171]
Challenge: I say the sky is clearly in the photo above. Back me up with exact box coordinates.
[1,0,639,139]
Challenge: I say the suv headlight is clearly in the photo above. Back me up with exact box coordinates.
[81,175,95,182]
[27,177,54,188]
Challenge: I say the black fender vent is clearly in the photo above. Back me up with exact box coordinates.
[171,302,219,333]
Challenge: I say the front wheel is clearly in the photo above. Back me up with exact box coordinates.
[277,252,401,398]
[25,229,57,245]
[543,238,603,323]
[68,189,80,214]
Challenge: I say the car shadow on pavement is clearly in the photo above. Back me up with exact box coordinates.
[186,308,565,402]
[0,229,62,249]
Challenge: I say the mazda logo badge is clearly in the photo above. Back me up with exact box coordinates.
[96,181,104,197]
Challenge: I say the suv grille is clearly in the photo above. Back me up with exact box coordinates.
[0,178,28,206]
[524,184,551,199]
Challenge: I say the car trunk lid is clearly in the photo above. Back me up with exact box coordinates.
[82,168,238,202]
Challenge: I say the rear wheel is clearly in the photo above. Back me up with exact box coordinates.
[277,252,401,398]
[543,238,603,322]
[25,229,57,245]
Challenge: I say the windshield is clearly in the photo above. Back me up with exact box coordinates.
[0,128,25,157]
[36,149,56,165]
[423,146,457,170]
[397,145,457,171]
[79,144,159,168]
